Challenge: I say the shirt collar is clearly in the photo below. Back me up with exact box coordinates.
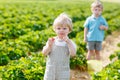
[91,14,101,19]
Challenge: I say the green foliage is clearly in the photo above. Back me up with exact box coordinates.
[1,53,45,80]
[70,37,87,70]
[109,50,120,60]
[92,60,120,80]
[116,51,120,59]
[0,53,9,66]
[92,50,120,79]
[117,43,120,47]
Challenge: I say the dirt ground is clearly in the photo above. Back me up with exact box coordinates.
[70,31,120,80]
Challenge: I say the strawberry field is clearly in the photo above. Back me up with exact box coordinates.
[0,0,120,80]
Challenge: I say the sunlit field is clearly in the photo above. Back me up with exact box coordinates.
[0,0,120,80]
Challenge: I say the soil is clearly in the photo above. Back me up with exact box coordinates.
[70,31,120,80]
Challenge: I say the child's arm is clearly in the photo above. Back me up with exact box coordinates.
[42,43,51,56]
[99,25,108,30]
[42,38,54,56]
[84,27,88,42]
[67,39,76,56]
[64,38,76,57]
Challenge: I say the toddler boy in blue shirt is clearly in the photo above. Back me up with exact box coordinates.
[84,0,108,60]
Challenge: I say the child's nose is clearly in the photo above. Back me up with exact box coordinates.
[60,29,64,31]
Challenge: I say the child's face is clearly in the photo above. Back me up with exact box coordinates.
[54,26,70,39]
[92,7,102,17]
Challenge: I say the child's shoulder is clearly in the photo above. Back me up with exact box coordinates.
[86,15,93,20]
[100,16,106,20]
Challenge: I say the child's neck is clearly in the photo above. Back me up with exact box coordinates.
[93,14,101,18]
[57,36,63,41]
[57,36,64,42]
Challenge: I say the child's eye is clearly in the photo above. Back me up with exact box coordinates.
[63,28,67,30]
[57,28,61,30]
[95,9,98,11]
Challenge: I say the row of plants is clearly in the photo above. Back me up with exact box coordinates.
[0,1,120,41]
[0,2,56,41]
[1,15,120,66]
[0,53,45,80]
[92,52,120,79]
[0,1,90,66]
[92,43,120,80]
[0,27,55,66]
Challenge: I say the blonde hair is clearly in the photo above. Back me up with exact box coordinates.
[53,13,73,32]
[91,0,103,10]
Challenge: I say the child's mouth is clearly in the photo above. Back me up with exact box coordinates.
[60,33,64,35]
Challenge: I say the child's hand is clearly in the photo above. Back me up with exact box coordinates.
[47,38,55,47]
[63,36,69,43]
[99,25,105,30]
[84,38,87,43]
[42,38,55,56]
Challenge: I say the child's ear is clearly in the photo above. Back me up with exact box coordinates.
[91,8,93,12]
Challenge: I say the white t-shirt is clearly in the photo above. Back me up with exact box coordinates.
[55,38,77,50]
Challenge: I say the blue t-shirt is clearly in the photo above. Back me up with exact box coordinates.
[84,15,108,41]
